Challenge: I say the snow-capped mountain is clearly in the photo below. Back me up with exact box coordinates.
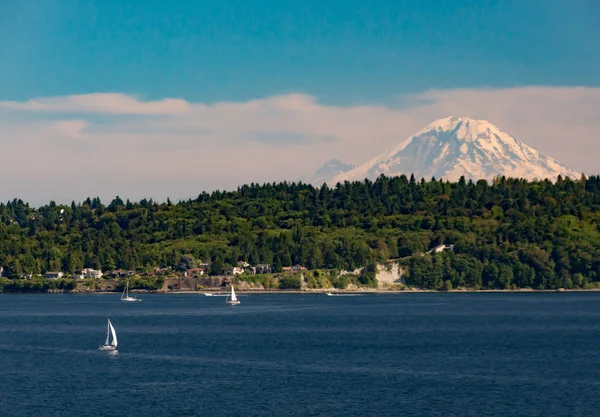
[308,158,355,185]
[328,116,580,185]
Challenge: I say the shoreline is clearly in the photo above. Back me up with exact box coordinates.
[2,288,599,295]
[172,288,600,294]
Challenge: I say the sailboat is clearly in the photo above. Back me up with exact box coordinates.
[121,279,142,302]
[98,319,118,351]
[225,284,241,305]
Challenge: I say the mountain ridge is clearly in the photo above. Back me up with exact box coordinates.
[308,158,355,186]
[309,117,580,185]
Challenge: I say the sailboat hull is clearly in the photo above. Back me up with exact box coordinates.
[226,300,241,305]
[122,297,142,302]
[98,345,116,351]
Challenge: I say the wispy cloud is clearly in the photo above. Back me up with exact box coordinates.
[1,86,599,205]
[0,93,192,115]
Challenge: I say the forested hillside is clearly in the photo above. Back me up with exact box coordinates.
[1,174,600,290]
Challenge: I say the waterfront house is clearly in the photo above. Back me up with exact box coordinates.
[224,267,244,276]
[81,268,103,279]
[45,271,64,280]
[185,267,207,277]
[292,264,307,271]
[255,264,272,274]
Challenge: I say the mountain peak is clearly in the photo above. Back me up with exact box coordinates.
[325,117,579,185]
[307,159,356,185]
[416,116,504,143]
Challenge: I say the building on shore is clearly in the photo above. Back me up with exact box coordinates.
[81,268,103,279]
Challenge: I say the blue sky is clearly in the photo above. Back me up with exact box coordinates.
[0,0,599,204]
[2,0,598,103]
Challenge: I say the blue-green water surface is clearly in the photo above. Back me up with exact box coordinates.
[1,293,599,416]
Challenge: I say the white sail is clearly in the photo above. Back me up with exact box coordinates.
[226,284,240,304]
[121,280,142,302]
[105,320,110,345]
[121,280,131,300]
[108,320,118,348]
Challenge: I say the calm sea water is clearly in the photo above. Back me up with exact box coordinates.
[1,292,600,416]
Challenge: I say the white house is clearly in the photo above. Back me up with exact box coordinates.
[81,268,103,279]
[224,267,244,276]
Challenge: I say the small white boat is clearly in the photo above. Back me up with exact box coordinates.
[98,319,118,351]
[326,292,363,297]
[225,285,241,305]
[204,293,214,296]
[121,279,142,302]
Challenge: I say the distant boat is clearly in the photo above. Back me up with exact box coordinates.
[326,292,363,297]
[204,292,227,296]
[225,285,241,305]
[98,319,118,351]
[121,279,142,302]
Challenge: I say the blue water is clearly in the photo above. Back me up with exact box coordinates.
[1,293,600,416]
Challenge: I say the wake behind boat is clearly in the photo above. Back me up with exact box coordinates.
[98,319,118,351]
[225,285,241,305]
[121,279,142,302]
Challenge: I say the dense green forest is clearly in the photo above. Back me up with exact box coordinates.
[1,174,600,290]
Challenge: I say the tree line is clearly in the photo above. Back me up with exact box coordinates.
[1,174,599,290]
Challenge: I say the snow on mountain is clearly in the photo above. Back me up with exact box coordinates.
[329,116,580,185]
[308,159,355,185]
